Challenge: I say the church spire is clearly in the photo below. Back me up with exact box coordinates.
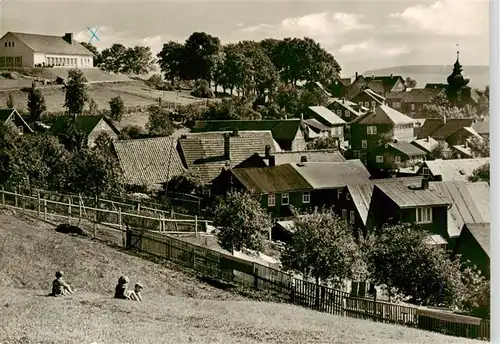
[447,44,469,89]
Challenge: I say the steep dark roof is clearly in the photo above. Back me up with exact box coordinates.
[292,160,371,189]
[374,181,451,209]
[304,119,331,131]
[347,183,374,225]
[352,104,415,125]
[463,223,490,258]
[231,164,312,193]
[113,137,185,186]
[403,88,444,103]
[179,131,279,184]
[416,119,444,139]
[191,119,302,142]
[9,32,93,56]
[363,75,404,93]
[388,141,426,156]
[50,116,120,136]
[431,119,475,140]
[366,80,385,94]
[273,150,346,165]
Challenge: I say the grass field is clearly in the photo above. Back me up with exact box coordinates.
[0,210,484,344]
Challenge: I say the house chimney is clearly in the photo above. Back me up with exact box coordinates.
[355,72,358,79]
[268,156,276,167]
[426,136,430,143]
[232,127,239,137]
[465,140,468,148]
[224,133,230,159]
[265,144,271,158]
[421,178,429,190]
[300,112,304,121]
[63,33,74,44]
[300,156,307,163]
[390,74,393,78]
[443,115,446,124]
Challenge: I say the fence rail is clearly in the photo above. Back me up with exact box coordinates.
[0,187,489,341]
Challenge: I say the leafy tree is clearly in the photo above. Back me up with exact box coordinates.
[0,123,22,186]
[299,87,330,113]
[281,209,364,292]
[27,84,47,122]
[6,93,14,109]
[64,69,89,118]
[146,105,174,137]
[122,46,156,75]
[157,41,185,84]
[275,84,300,116]
[204,97,260,121]
[119,125,146,140]
[182,32,221,83]
[147,74,166,90]
[467,163,489,183]
[404,77,417,88]
[468,136,489,157]
[306,136,340,150]
[166,171,203,195]
[88,98,99,116]
[80,42,101,66]
[364,223,484,308]
[57,118,87,151]
[100,43,127,73]
[214,190,272,252]
[191,79,214,98]
[172,103,206,127]
[428,140,453,160]
[216,44,252,95]
[109,96,125,122]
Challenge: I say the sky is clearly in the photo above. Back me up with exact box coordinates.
[0,0,490,77]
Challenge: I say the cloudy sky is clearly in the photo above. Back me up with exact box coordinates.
[0,0,489,77]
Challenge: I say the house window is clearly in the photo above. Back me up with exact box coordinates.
[422,167,430,176]
[346,193,351,201]
[345,110,349,116]
[18,126,23,135]
[302,191,310,204]
[350,210,355,224]
[337,189,343,200]
[411,104,416,111]
[101,122,106,130]
[362,140,367,148]
[394,156,401,163]
[416,207,432,224]
[393,102,400,108]
[281,193,289,206]
[336,110,342,116]
[342,209,347,220]
[376,156,384,163]
[12,42,14,47]
[364,101,369,107]
[353,150,360,158]
[367,126,377,135]
[4,42,6,47]
[371,101,376,107]
[268,194,275,207]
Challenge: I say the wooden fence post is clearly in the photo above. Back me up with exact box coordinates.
[78,198,82,225]
[93,196,98,239]
[137,202,141,215]
[43,199,47,221]
[22,193,25,210]
[68,196,72,224]
[118,206,122,229]
[37,192,41,218]
[1,186,4,205]
[14,189,18,208]
[158,213,162,231]
[253,263,258,289]
[195,215,198,237]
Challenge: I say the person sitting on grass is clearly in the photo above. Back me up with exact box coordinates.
[114,275,130,300]
[49,271,74,297]
[126,283,144,302]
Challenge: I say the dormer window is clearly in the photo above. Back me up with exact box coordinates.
[416,207,432,224]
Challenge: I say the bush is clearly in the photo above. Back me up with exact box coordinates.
[120,125,146,139]
[191,79,214,99]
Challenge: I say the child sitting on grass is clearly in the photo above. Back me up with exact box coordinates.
[126,283,144,302]
[49,271,74,297]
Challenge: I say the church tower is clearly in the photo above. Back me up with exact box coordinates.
[446,48,470,103]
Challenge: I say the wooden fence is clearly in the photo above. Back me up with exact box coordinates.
[127,228,490,341]
[0,187,489,341]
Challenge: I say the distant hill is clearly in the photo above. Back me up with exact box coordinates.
[360,65,489,90]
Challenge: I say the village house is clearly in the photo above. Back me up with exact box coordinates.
[235,148,346,169]
[416,118,483,146]
[411,137,439,155]
[0,108,34,135]
[387,87,445,117]
[0,32,94,68]
[213,160,371,218]
[347,104,416,164]
[113,136,185,190]
[345,73,406,99]
[178,131,281,190]
[454,223,490,279]
[328,77,353,98]
[190,119,307,151]
[350,87,386,109]
[327,98,368,123]
[50,115,120,148]
[302,106,346,143]
[366,141,426,173]
[416,158,490,182]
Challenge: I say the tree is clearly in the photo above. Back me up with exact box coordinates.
[468,136,489,157]
[100,44,127,73]
[364,223,483,308]
[306,136,339,150]
[467,163,489,183]
[27,84,47,122]
[281,209,364,296]
[275,84,300,116]
[172,103,206,127]
[122,46,156,75]
[6,93,14,109]
[214,190,272,252]
[204,97,260,121]
[64,69,89,118]
[119,125,146,140]
[182,32,221,83]
[299,87,330,113]
[404,77,417,88]
[0,123,22,186]
[166,171,203,195]
[88,98,99,116]
[80,42,101,66]
[191,79,214,98]
[146,105,174,137]
[57,118,87,152]
[428,140,453,160]
[109,96,125,122]
[157,41,185,84]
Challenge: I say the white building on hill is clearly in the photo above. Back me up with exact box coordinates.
[0,32,94,68]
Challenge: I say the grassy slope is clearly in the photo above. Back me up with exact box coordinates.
[0,210,482,344]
